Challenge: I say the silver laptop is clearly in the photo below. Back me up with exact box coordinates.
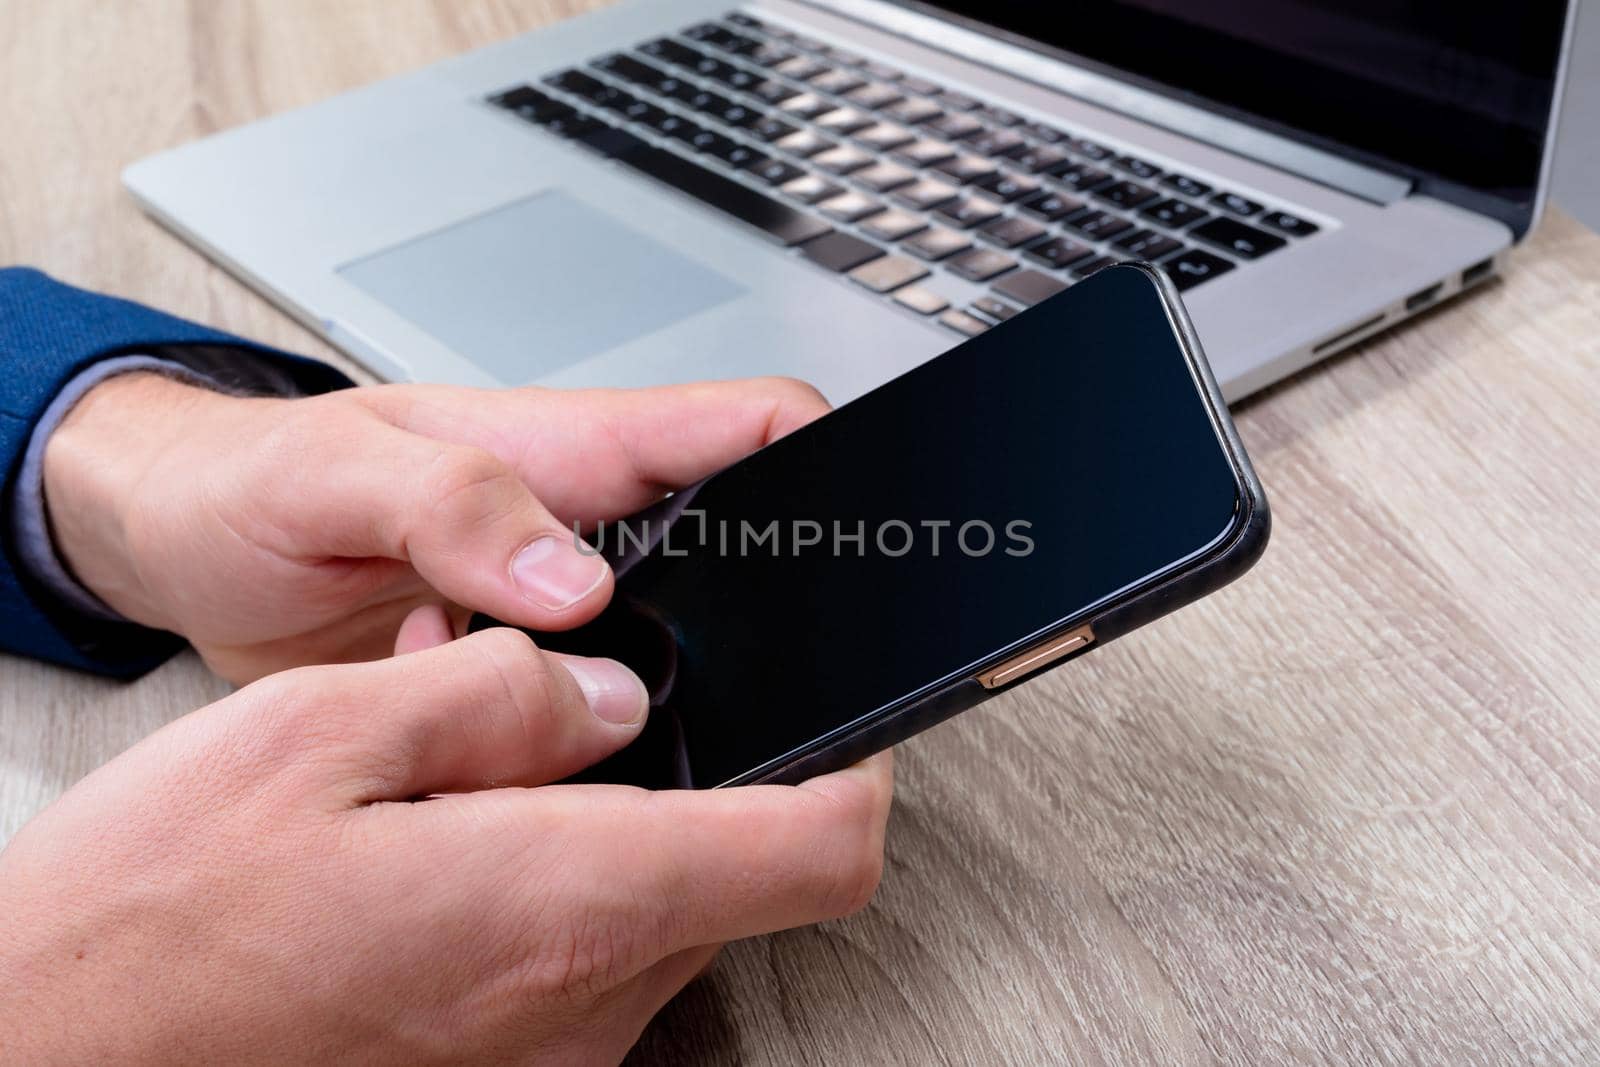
[123,1,1577,404]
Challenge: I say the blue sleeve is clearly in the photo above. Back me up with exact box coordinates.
[0,267,355,678]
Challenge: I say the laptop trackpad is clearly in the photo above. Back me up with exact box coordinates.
[337,190,746,383]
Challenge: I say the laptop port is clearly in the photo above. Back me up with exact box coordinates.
[1462,258,1495,286]
[1312,313,1387,355]
[1405,283,1443,312]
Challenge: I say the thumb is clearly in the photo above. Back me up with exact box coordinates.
[301,418,614,630]
[316,626,649,800]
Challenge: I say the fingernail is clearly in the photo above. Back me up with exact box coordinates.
[564,657,649,725]
[511,535,609,610]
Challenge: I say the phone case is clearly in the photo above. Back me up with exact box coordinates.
[741,263,1270,786]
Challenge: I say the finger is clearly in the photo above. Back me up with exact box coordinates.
[474,751,893,955]
[394,603,454,656]
[296,415,614,630]
[297,627,648,800]
[356,377,833,524]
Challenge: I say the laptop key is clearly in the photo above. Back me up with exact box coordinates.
[1097,180,1160,209]
[848,254,929,293]
[1013,145,1071,174]
[715,143,772,169]
[971,171,1040,203]
[812,145,875,174]
[1070,255,1120,279]
[686,129,738,157]
[845,83,904,111]
[855,122,916,151]
[779,93,834,120]
[819,190,886,222]
[991,269,1068,307]
[1053,164,1114,192]
[750,43,796,67]
[935,89,981,111]
[544,69,610,100]
[573,125,646,158]
[899,76,943,96]
[1018,190,1086,222]
[752,115,799,142]
[1070,210,1134,241]
[893,178,961,211]
[903,227,973,261]
[852,162,917,192]
[1163,248,1235,290]
[1070,138,1115,161]
[752,80,801,105]
[1162,172,1213,198]
[892,139,958,168]
[946,247,1018,282]
[639,38,703,68]
[1116,155,1162,180]
[491,86,573,123]
[801,231,885,272]
[1140,198,1210,229]
[884,98,943,124]
[933,197,1003,229]
[750,158,806,185]
[940,309,991,336]
[1021,121,1069,144]
[894,286,951,315]
[684,86,733,112]
[651,74,700,103]
[822,46,867,67]
[966,129,1027,160]
[592,54,669,86]
[861,60,904,81]
[1113,230,1183,260]
[815,108,875,135]
[1191,216,1285,258]
[774,55,830,80]
[1260,211,1320,237]
[536,109,594,138]
[973,105,1023,127]
[774,129,835,157]
[618,99,666,125]
[1023,236,1094,269]
[810,69,867,96]
[1210,191,1264,217]
[644,111,693,137]
[615,145,833,245]
[931,154,998,185]
[861,209,928,242]
[926,113,984,141]
[978,215,1048,249]
[972,296,1020,321]
[781,173,845,203]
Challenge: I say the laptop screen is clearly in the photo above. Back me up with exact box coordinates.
[907,1,1570,235]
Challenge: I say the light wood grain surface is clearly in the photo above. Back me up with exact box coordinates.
[4,2,1600,1064]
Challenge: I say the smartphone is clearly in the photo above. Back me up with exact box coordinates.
[473,263,1268,789]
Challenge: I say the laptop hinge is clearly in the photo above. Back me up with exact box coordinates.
[793,0,1415,205]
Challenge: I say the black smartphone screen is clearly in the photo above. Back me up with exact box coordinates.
[506,266,1247,788]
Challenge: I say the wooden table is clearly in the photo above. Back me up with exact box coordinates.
[5,2,1600,1063]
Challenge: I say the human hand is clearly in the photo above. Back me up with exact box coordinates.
[0,622,892,1064]
[43,372,828,682]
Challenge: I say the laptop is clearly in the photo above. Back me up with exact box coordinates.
[122,1,1577,404]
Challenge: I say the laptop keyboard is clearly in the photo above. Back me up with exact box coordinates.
[487,10,1322,336]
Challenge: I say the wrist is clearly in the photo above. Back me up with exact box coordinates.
[42,372,223,629]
